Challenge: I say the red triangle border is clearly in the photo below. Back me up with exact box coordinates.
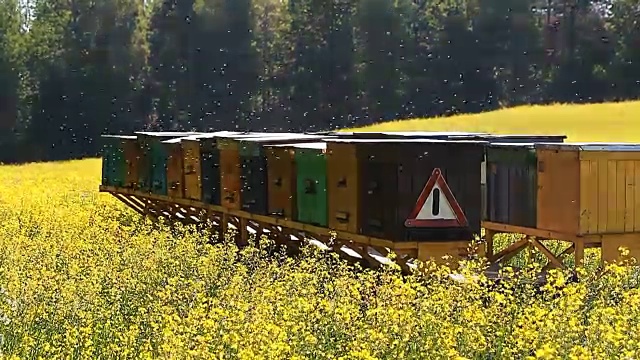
[404,168,469,228]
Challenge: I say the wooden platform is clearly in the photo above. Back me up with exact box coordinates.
[100,185,426,273]
[101,186,639,279]
[483,220,640,269]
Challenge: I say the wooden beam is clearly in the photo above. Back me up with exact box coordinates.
[490,236,529,264]
[530,238,566,270]
[100,186,418,252]
[542,244,574,272]
[482,221,580,242]
[112,193,145,216]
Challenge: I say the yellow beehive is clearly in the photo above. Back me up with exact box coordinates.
[536,143,640,264]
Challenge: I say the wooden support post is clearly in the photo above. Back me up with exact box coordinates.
[575,238,584,267]
[238,217,249,247]
[485,229,495,259]
[221,213,229,241]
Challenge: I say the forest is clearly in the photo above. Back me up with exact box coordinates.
[0,0,638,162]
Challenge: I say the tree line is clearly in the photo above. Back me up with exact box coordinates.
[0,0,638,162]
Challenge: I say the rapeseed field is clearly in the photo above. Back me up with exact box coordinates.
[349,101,640,143]
[1,158,640,359]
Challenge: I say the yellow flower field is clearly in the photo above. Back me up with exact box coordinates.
[0,158,640,359]
[349,100,640,143]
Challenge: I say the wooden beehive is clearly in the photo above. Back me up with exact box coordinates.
[149,141,170,196]
[181,136,204,201]
[266,145,298,219]
[163,138,186,199]
[325,133,485,234]
[326,141,362,233]
[180,132,241,203]
[536,143,640,236]
[101,135,137,188]
[465,135,567,221]
[237,134,328,215]
[483,136,566,227]
[486,143,538,228]
[294,143,328,226]
[216,132,301,210]
[123,137,142,189]
[326,137,407,235]
[135,132,202,193]
[346,139,487,242]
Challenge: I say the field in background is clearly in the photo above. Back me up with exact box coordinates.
[349,101,640,143]
[2,104,640,356]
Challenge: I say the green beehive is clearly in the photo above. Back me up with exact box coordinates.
[294,142,328,226]
[101,135,136,187]
[136,132,202,192]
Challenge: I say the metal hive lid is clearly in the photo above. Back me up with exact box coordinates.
[236,134,328,143]
[134,131,204,137]
[214,131,301,139]
[346,131,487,139]
[535,142,640,151]
[101,134,138,139]
[322,138,488,145]
[463,134,567,143]
[179,131,243,141]
[288,142,327,149]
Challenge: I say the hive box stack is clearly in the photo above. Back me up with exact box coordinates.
[482,135,567,226]
[325,137,487,241]
[294,142,329,226]
[135,132,202,193]
[236,134,328,214]
[101,135,138,188]
[324,132,486,234]
[179,132,241,203]
[265,144,298,219]
[162,138,189,198]
[535,143,640,263]
[216,132,320,211]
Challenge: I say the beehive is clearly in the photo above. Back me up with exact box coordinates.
[216,132,305,210]
[486,143,538,228]
[467,135,567,220]
[149,141,170,195]
[325,133,485,235]
[326,141,362,233]
[163,138,186,198]
[180,132,241,203]
[123,138,142,189]
[101,135,137,187]
[535,143,640,236]
[401,140,488,241]
[237,134,328,214]
[329,139,486,241]
[482,136,567,226]
[265,145,298,219]
[294,143,328,226]
[136,132,202,192]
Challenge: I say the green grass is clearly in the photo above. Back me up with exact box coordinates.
[347,101,640,142]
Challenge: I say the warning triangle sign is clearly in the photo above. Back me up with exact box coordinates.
[404,168,468,228]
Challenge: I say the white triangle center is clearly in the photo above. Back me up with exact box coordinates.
[415,183,457,220]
